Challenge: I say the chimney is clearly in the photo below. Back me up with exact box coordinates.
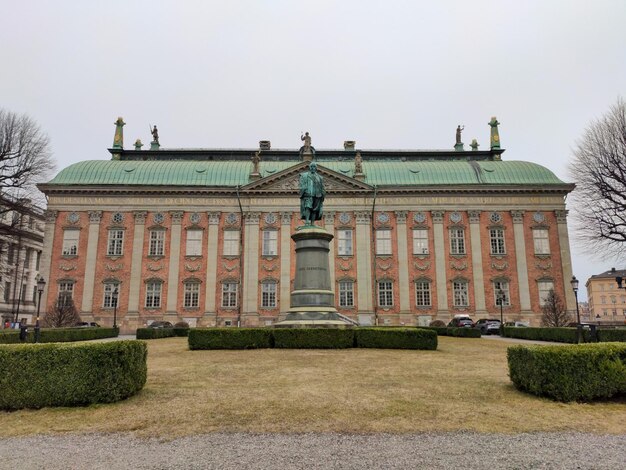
[259,140,271,150]
[344,140,356,150]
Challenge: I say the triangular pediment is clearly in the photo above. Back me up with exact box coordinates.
[241,161,372,194]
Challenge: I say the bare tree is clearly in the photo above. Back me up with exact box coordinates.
[43,299,82,328]
[541,289,570,327]
[570,98,626,257]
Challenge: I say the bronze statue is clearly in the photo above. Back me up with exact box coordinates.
[299,162,325,226]
[151,125,159,144]
[456,125,464,144]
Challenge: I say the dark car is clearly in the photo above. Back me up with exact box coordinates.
[474,318,501,335]
[76,321,100,328]
[148,321,173,329]
[448,317,474,328]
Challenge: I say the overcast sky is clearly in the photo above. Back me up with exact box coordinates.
[2,0,626,300]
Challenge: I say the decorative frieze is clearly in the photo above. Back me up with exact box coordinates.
[554,210,568,223]
[281,212,292,225]
[185,263,201,272]
[414,261,431,271]
[147,264,163,271]
[244,212,261,224]
[106,263,124,271]
[45,210,58,222]
[468,210,481,224]
[170,211,184,224]
[208,212,221,225]
[491,261,509,271]
[324,211,335,225]
[134,211,147,224]
[394,210,408,224]
[450,260,468,271]
[355,211,371,224]
[431,210,444,223]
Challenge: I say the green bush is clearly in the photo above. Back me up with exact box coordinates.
[355,327,437,350]
[188,328,273,350]
[422,326,449,336]
[136,328,176,340]
[597,329,626,342]
[503,327,579,343]
[272,328,354,349]
[507,343,626,402]
[0,327,118,344]
[0,340,147,410]
[448,327,481,338]
[173,327,190,337]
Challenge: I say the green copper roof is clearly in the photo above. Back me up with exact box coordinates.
[45,159,567,187]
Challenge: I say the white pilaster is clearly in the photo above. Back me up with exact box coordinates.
[469,210,487,314]
[40,210,57,310]
[242,212,260,314]
[555,210,577,312]
[127,212,146,313]
[512,211,531,312]
[432,210,448,313]
[280,212,292,312]
[324,212,336,287]
[166,211,184,314]
[355,211,373,312]
[395,211,410,312]
[81,210,102,313]
[204,212,220,314]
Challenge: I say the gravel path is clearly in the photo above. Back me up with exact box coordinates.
[1,432,624,469]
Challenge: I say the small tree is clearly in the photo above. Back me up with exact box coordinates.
[541,289,571,327]
[43,299,82,328]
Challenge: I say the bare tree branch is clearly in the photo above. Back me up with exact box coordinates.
[570,98,626,257]
[541,289,570,327]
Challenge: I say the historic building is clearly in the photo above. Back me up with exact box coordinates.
[586,268,626,324]
[38,119,576,332]
[0,195,45,326]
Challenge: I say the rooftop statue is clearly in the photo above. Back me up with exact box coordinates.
[151,125,159,145]
[299,162,325,226]
[251,151,261,174]
[112,117,125,149]
[299,131,315,158]
[488,117,501,149]
[354,152,363,174]
[456,125,464,145]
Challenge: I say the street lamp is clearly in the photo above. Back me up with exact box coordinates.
[35,277,46,343]
[497,289,505,332]
[570,275,581,343]
[112,286,119,329]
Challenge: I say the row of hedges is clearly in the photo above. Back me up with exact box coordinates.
[423,326,482,338]
[189,327,438,350]
[503,327,626,343]
[136,327,189,339]
[0,327,119,344]
[0,340,147,410]
[508,343,626,402]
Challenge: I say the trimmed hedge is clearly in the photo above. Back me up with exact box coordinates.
[173,327,190,337]
[355,327,437,350]
[597,329,626,342]
[448,327,482,338]
[508,343,626,402]
[272,328,354,349]
[0,340,147,410]
[0,327,118,344]
[136,328,176,340]
[503,327,581,343]
[189,328,273,350]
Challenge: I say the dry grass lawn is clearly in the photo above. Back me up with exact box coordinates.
[1,336,625,438]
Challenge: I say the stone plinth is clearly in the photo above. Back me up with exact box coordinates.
[274,226,355,327]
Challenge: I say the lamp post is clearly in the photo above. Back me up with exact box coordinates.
[35,277,46,343]
[112,286,119,329]
[497,289,505,332]
[570,276,581,343]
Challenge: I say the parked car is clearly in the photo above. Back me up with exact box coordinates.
[448,317,474,328]
[503,321,530,328]
[76,321,100,328]
[147,321,173,329]
[474,318,501,335]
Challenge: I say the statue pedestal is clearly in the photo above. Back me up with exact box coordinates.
[454,142,464,152]
[274,226,355,328]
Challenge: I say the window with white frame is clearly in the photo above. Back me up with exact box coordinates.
[415,280,431,306]
[58,281,74,307]
[184,282,200,308]
[493,280,511,306]
[533,229,550,254]
[145,281,162,308]
[62,230,79,256]
[376,229,392,255]
[222,282,238,307]
[449,228,465,255]
[102,282,120,308]
[378,281,393,307]
[453,280,469,307]
[149,230,165,256]
[107,229,124,256]
[223,231,240,256]
[337,230,353,256]
[186,229,203,256]
[339,280,354,307]
[261,281,277,308]
[262,230,278,256]
[489,228,506,255]
[412,229,429,255]
[538,280,554,306]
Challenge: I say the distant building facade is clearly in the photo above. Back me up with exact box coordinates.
[38,122,577,332]
[0,196,45,325]
[586,268,626,324]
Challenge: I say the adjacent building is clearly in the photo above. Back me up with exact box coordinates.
[37,119,577,332]
[586,268,626,324]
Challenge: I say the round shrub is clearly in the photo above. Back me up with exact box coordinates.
[0,340,147,410]
[429,320,446,327]
[174,321,190,328]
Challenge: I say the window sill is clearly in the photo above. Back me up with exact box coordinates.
[376,254,393,259]
[147,255,164,261]
[490,254,508,258]
[61,254,78,259]
[450,254,467,258]
[261,255,278,260]
[534,254,551,259]
[222,255,240,260]
[413,253,430,259]
[106,255,123,260]
[338,254,354,259]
